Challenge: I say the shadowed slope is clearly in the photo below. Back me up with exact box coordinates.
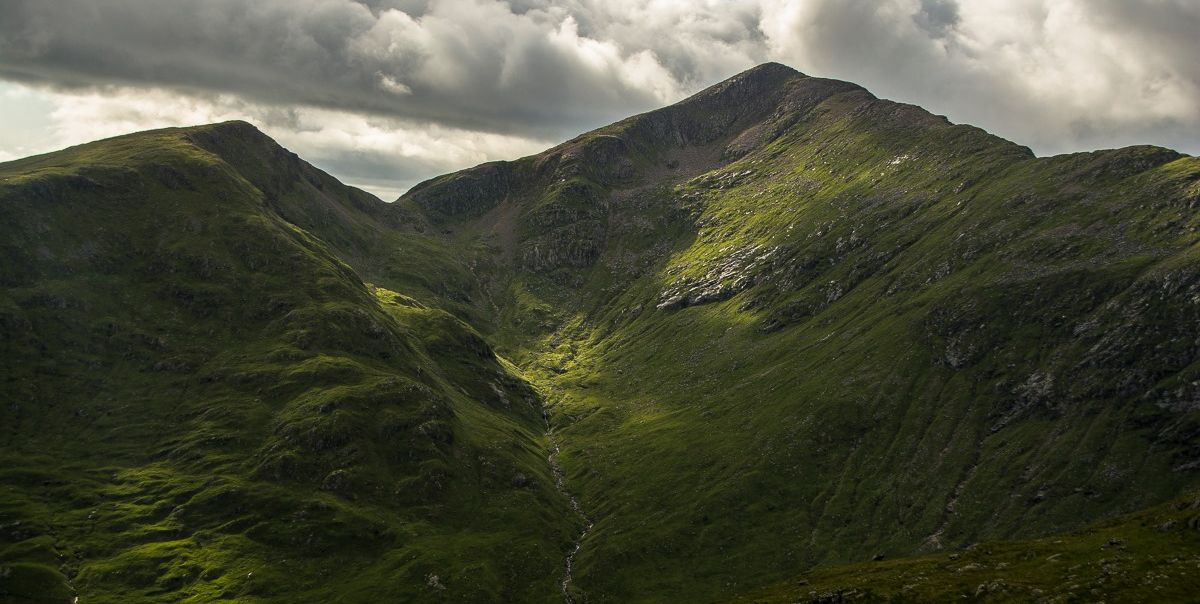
[730,491,1200,603]
[0,123,572,603]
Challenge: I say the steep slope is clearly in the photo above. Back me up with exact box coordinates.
[731,491,1200,603]
[2,62,1199,604]
[0,123,573,603]
[397,63,862,276]
[399,63,1200,601]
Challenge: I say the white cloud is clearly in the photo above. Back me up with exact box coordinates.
[2,0,1198,195]
[757,0,1200,154]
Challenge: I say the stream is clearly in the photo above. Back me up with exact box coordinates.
[545,424,592,603]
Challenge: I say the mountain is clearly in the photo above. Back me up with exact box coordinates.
[0,123,570,603]
[2,63,1199,603]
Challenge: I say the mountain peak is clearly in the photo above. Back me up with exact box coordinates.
[732,61,805,81]
[401,63,861,219]
[184,119,275,150]
[194,119,259,133]
[678,61,811,110]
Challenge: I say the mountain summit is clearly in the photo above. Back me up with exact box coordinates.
[2,64,1200,603]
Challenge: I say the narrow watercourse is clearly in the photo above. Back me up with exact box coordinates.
[544,410,593,603]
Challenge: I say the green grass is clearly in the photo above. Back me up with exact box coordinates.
[3,63,1200,603]
[0,122,573,603]
[406,66,1200,601]
[729,492,1200,603]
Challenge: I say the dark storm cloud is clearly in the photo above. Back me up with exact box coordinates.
[0,0,682,140]
[912,0,960,38]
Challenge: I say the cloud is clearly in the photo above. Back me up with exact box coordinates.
[913,0,960,37]
[0,0,691,139]
[1,0,1197,197]
[758,0,1200,154]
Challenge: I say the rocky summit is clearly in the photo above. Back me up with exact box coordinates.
[2,63,1200,603]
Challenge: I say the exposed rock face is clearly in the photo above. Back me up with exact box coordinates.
[405,161,512,218]
[521,221,607,272]
[658,245,778,310]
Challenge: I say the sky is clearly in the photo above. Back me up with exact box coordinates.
[1,0,1198,201]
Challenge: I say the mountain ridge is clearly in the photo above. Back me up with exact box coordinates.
[0,119,571,603]
[390,62,1200,601]
[2,63,1200,603]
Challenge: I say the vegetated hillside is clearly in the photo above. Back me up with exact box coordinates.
[0,123,573,604]
[0,62,1198,604]
[728,492,1200,603]
[398,63,1200,602]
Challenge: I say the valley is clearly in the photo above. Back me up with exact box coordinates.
[2,63,1200,603]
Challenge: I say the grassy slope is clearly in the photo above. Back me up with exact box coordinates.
[0,124,573,603]
[2,62,1199,604]
[729,491,1200,603]
[401,65,1200,601]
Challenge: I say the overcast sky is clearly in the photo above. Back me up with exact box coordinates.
[2,0,1198,200]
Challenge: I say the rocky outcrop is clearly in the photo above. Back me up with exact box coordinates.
[657,245,778,310]
[405,161,512,218]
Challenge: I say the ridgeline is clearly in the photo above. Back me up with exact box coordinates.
[3,63,1200,602]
